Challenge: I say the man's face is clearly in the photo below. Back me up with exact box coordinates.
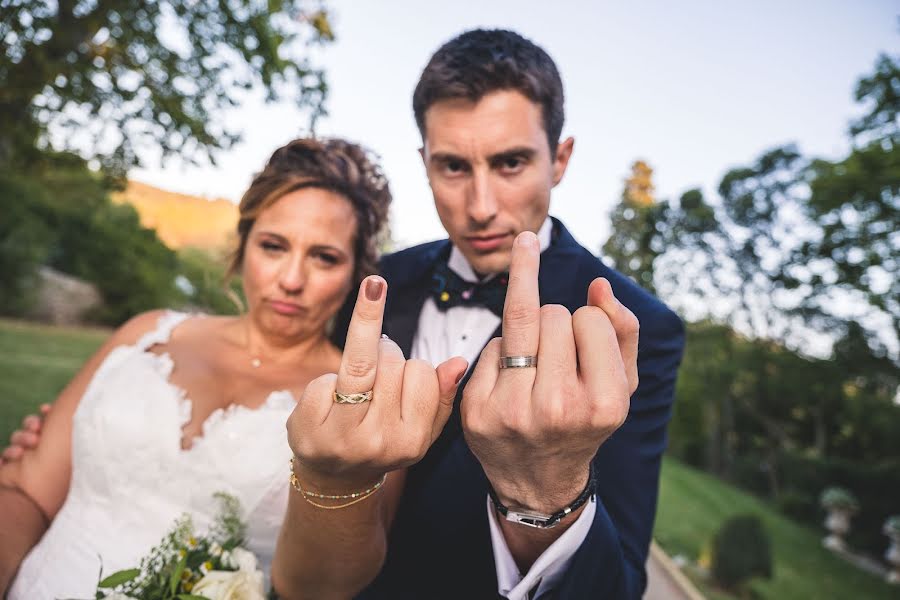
[421,90,574,276]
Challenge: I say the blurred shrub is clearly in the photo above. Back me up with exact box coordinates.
[0,174,53,315]
[711,514,773,591]
[778,453,900,556]
[1,154,181,324]
[175,248,243,316]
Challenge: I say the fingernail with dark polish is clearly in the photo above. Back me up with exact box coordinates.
[366,277,383,301]
[454,371,465,385]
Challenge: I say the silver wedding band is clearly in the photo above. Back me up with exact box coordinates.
[333,390,373,404]
[499,355,538,369]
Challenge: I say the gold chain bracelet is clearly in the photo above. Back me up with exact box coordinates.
[289,457,387,509]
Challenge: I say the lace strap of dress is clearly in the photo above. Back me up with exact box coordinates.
[135,311,191,351]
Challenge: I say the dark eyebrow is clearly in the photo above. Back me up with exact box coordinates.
[429,152,469,166]
[256,231,349,258]
[488,147,536,165]
[255,231,289,243]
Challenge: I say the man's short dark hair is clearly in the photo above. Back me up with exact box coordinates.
[413,29,565,151]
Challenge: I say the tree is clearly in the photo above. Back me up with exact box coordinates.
[0,0,334,179]
[793,54,900,350]
[602,160,666,293]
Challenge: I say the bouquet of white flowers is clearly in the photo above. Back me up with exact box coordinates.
[94,492,267,600]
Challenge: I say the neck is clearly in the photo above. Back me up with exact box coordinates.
[239,314,333,367]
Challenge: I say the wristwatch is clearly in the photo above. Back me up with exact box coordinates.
[488,462,596,529]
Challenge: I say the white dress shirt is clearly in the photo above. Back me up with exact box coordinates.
[409,217,596,600]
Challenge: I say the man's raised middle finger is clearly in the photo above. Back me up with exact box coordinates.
[499,232,541,380]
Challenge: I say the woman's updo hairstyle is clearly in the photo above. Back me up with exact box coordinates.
[227,137,392,290]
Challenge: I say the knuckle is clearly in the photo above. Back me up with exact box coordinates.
[378,337,406,364]
[498,407,528,437]
[619,403,631,428]
[343,354,374,379]
[405,358,433,375]
[403,431,431,462]
[304,373,336,401]
[417,433,433,460]
[625,311,640,335]
[291,429,317,461]
[573,304,604,325]
[504,300,539,326]
[540,303,570,322]
[360,430,384,460]
[354,300,383,323]
[541,402,567,434]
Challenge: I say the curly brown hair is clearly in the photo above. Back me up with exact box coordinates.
[227,137,391,290]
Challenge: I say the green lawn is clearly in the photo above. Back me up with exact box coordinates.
[1,318,896,598]
[0,318,108,443]
[655,456,897,599]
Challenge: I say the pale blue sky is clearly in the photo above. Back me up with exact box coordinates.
[132,0,898,253]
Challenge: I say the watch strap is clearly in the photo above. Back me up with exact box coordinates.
[488,462,596,529]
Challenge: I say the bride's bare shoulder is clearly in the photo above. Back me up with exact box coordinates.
[108,309,172,346]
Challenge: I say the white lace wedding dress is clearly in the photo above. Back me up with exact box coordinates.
[9,312,295,599]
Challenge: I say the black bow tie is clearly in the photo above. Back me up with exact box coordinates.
[430,262,508,317]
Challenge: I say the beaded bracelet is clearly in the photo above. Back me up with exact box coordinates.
[289,457,387,510]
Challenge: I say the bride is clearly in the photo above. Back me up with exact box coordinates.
[0,137,393,598]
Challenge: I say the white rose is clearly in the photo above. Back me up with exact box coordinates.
[102,594,139,600]
[227,547,258,572]
[192,569,265,600]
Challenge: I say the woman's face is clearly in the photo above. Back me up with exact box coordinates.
[242,187,357,341]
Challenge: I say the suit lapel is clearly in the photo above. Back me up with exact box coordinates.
[536,217,584,311]
[384,284,429,357]
[382,241,451,357]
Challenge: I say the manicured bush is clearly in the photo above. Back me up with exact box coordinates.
[711,514,773,591]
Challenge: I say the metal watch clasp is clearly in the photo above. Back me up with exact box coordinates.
[504,509,559,529]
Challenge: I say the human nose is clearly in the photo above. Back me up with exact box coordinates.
[278,254,306,294]
[467,169,498,225]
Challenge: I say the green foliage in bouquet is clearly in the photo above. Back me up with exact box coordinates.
[95,492,248,599]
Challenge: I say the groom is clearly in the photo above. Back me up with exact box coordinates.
[5,28,686,600]
[346,29,685,599]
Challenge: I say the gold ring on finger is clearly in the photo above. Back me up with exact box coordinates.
[333,390,373,404]
[498,355,538,369]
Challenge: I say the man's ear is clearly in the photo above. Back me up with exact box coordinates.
[551,136,575,187]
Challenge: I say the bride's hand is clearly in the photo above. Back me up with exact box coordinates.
[286,275,468,489]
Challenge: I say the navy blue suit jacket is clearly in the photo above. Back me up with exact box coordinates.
[343,219,685,599]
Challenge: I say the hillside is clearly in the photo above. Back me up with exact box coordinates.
[112,180,238,252]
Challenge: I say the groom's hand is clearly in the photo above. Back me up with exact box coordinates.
[1,404,50,465]
[286,276,468,489]
[462,232,640,513]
